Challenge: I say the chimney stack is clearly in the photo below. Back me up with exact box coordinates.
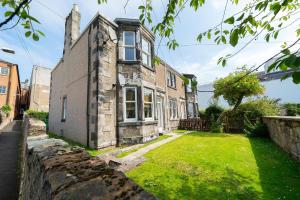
[63,4,81,55]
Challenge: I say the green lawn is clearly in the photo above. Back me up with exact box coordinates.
[127,132,300,200]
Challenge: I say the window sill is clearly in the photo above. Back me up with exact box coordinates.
[141,63,155,72]
[118,120,158,127]
[118,60,140,65]
[167,85,177,90]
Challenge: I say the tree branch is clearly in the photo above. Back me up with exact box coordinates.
[0,0,30,28]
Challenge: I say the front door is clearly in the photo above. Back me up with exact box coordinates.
[157,96,164,133]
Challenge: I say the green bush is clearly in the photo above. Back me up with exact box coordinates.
[205,104,224,119]
[244,117,269,138]
[26,110,49,128]
[210,121,224,133]
[198,110,206,118]
[1,105,12,115]
[283,103,300,116]
[233,97,280,119]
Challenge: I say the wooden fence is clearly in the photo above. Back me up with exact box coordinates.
[179,117,256,133]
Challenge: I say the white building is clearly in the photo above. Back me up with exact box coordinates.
[198,68,300,109]
[29,66,51,112]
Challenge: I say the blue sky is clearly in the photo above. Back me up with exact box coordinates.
[0,0,299,84]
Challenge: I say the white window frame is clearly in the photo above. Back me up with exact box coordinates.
[169,99,177,120]
[123,31,136,61]
[123,87,138,122]
[62,96,67,121]
[142,37,152,67]
[144,88,154,121]
[0,67,9,75]
[167,71,176,88]
[0,86,7,94]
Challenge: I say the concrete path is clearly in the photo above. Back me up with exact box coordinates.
[115,131,191,172]
[0,121,22,200]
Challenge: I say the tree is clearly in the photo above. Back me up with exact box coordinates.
[1,0,299,82]
[213,68,265,111]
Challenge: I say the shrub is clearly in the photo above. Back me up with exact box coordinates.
[1,105,12,115]
[26,110,49,128]
[198,110,206,118]
[210,121,224,133]
[233,97,280,119]
[283,103,300,116]
[205,104,224,119]
[244,117,269,138]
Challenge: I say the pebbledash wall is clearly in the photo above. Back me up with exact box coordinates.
[263,116,300,163]
[19,115,155,200]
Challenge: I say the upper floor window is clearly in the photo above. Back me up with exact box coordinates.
[123,31,136,61]
[124,87,137,121]
[0,86,6,94]
[0,67,9,75]
[144,88,154,120]
[167,71,176,88]
[142,38,151,67]
[186,78,192,92]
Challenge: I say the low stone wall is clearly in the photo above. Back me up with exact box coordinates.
[19,115,155,200]
[263,116,300,163]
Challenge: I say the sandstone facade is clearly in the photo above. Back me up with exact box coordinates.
[49,5,198,149]
[263,116,300,163]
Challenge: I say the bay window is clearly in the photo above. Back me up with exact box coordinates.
[123,31,136,61]
[142,38,151,67]
[144,88,154,120]
[124,87,137,121]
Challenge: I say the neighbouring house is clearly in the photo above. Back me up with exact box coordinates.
[29,65,51,112]
[49,5,198,149]
[198,62,300,109]
[0,59,21,125]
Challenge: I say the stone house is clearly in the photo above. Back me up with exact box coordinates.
[29,65,51,112]
[0,59,21,124]
[49,5,198,149]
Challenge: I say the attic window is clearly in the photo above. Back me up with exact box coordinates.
[123,31,136,61]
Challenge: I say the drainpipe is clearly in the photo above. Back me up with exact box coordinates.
[86,26,92,147]
[115,32,120,147]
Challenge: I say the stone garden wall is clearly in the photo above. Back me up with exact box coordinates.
[19,115,155,200]
[263,116,300,163]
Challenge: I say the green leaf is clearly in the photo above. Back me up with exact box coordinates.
[236,13,244,21]
[197,34,203,42]
[280,74,290,81]
[224,16,234,24]
[281,49,291,55]
[32,33,39,41]
[292,72,300,84]
[25,31,31,38]
[229,29,239,47]
[36,30,45,37]
[285,54,297,67]
[4,11,13,17]
[207,31,211,39]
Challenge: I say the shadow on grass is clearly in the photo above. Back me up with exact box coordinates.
[186,131,232,138]
[249,137,300,200]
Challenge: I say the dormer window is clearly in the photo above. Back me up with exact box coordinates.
[123,31,136,61]
[142,37,151,67]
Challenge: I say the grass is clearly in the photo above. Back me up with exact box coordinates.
[47,132,117,156]
[127,132,300,200]
[116,134,171,158]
